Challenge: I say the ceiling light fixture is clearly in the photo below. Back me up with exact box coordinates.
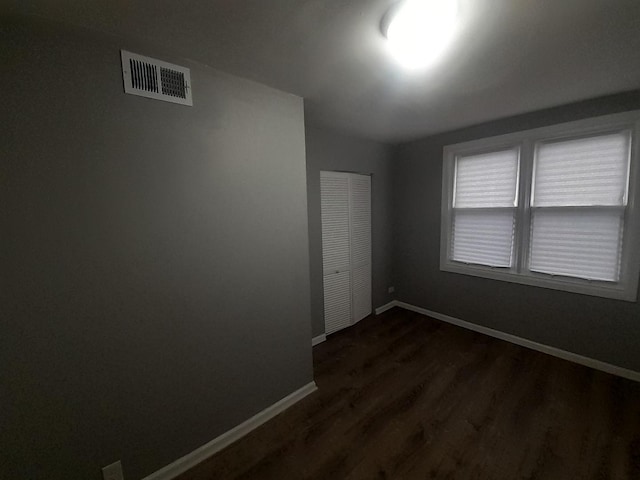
[382,0,460,71]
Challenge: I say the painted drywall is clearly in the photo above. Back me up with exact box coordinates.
[392,90,640,373]
[1,16,312,480]
[306,124,394,337]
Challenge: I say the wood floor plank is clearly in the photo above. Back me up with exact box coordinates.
[176,308,640,480]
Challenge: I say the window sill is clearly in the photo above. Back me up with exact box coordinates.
[440,261,637,302]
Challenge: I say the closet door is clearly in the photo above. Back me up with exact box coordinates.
[320,172,352,334]
[320,171,372,335]
[349,174,372,323]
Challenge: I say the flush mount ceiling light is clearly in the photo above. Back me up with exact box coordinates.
[382,0,460,70]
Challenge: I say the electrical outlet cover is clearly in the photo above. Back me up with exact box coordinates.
[102,460,124,480]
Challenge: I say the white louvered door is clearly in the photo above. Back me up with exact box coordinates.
[320,172,372,335]
[349,174,372,323]
[321,172,351,334]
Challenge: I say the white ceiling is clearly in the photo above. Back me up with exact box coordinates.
[6,0,640,142]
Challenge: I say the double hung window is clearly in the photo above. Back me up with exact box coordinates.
[441,112,640,301]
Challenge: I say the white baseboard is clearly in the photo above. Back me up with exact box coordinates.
[312,334,326,346]
[141,381,318,480]
[375,300,398,315]
[394,301,640,383]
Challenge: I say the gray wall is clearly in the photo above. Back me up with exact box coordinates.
[1,17,312,480]
[393,90,640,373]
[306,124,394,337]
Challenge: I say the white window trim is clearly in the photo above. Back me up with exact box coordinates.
[440,111,640,302]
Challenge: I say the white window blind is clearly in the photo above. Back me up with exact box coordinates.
[532,133,630,207]
[451,149,519,267]
[454,149,520,208]
[530,132,630,282]
[529,210,624,281]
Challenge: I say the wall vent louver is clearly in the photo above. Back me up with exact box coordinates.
[121,50,193,106]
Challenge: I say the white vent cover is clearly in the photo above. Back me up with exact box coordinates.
[120,50,193,106]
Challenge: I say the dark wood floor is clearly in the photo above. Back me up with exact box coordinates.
[177,308,640,480]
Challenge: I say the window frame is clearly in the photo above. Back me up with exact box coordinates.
[440,111,640,302]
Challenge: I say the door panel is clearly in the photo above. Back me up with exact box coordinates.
[351,263,372,323]
[321,172,352,333]
[350,174,372,322]
[323,270,352,334]
[320,173,350,275]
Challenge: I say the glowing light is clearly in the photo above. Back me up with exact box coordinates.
[385,0,459,70]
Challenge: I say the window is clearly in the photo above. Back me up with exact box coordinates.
[451,148,519,267]
[440,112,640,301]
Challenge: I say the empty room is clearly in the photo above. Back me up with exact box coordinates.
[3,1,640,479]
